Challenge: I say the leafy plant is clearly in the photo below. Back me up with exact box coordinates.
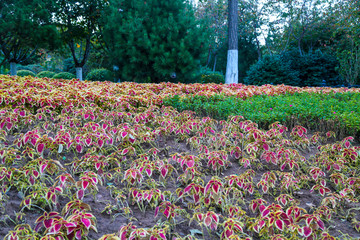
[17,70,36,77]
[86,68,113,82]
[37,71,56,78]
[53,72,76,80]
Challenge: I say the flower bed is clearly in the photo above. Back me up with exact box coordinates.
[0,75,359,239]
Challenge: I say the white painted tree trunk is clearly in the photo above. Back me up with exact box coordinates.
[225,50,238,84]
[76,67,83,81]
[10,62,17,76]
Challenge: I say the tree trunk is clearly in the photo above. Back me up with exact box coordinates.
[225,0,238,84]
[225,50,238,84]
[255,37,262,61]
[213,54,218,72]
[76,67,83,81]
[10,62,17,76]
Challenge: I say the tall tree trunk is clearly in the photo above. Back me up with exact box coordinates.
[213,54,218,72]
[255,37,262,61]
[225,0,238,84]
[10,62,17,76]
[206,47,212,67]
[76,67,83,81]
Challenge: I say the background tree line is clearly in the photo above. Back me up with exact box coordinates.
[0,0,359,86]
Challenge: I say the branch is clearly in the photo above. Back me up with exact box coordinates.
[19,47,37,63]
[68,39,79,66]
[80,36,91,67]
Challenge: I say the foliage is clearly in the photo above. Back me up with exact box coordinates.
[0,0,59,69]
[244,54,300,86]
[17,70,36,77]
[164,92,360,138]
[245,50,343,87]
[195,0,228,67]
[17,64,45,74]
[283,49,343,87]
[328,0,360,85]
[54,0,108,81]
[101,0,208,83]
[200,73,225,84]
[86,68,113,82]
[53,72,76,80]
[62,58,77,75]
[36,71,56,79]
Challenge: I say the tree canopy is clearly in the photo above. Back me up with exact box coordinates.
[0,0,59,75]
[101,0,209,83]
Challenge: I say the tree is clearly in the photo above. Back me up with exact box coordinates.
[328,0,360,85]
[0,0,59,75]
[225,0,238,84]
[55,0,108,81]
[101,0,208,83]
[196,0,228,71]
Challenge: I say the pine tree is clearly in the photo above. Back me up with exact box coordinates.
[101,0,208,83]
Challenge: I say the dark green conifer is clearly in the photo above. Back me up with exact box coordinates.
[101,0,208,83]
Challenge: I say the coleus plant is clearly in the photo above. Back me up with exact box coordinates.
[220,218,247,240]
[116,222,168,240]
[35,209,97,240]
[177,166,202,185]
[278,172,300,193]
[248,202,292,237]
[176,180,205,206]
[123,168,144,186]
[155,201,183,223]
[203,176,225,207]
[189,209,221,237]
[129,188,165,212]
[199,150,230,175]
[257,171,277,194]
[224,170,255,196]
[21,183,63,211]
[4,224,40,240]
[310,178,331,197]
[75,171,102,200]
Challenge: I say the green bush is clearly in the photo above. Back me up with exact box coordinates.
[53,72,76,80]
[195,66,225,84]
[244,55,300,86]
[283,49,343,87]
[36,71,56,78]
[244,50,344,87]
[201,73,225,84]
[17,70,36,77]
[17,64,45,74]
[86,68,113,82]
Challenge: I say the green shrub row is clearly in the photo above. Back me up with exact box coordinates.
[17,70,36,77]
[164,92,360,138]
[16,68,114,81]
[36,71,56,78]
[244,50,344,87]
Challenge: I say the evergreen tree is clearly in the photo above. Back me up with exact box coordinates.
[101,0,208,83]
[0,0,59,75]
